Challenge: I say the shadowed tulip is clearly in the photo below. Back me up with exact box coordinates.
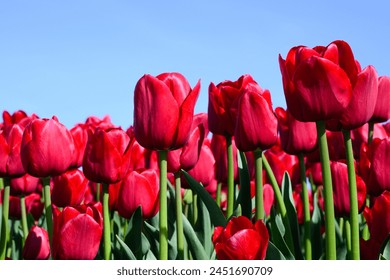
[22,226,50,260]
[10,173,41,196]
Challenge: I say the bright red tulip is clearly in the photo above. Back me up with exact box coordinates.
[212,216,269,260]
[279,40,355,122]
[351,123,387,159]
[234,83,278,152]
[117,169,159,220]
[22,226,50,260]
[370,76,390,123]
[208,74,257,136]
[0,123,26,177]
[21,116,75,177]
[10,173,41,196]
[134,72,200,150]
[360,191,390,259]
[83,127,132,184]
[84,115,117,132]
[53,203,103,260]
[275,107,317,155]
[51,169,88,207]
[330,161,366,217]
[210,134,238,184]
[69,123,88,168]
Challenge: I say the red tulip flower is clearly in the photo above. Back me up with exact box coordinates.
[234,83,278,152]
[370,76,390,123]
[210,134,238,184]
[21,116,75,177]
[360,191,390,259]
[330,161,366,217]
[53,203,103,260]
[69,123,88,168]
[8,192,44,221]
[208,74,257,136]
[22,226,50,260]
[10,173,41,196]
[275,107,317,155]
[133,72,200,151]
[350,123,387,159]
[212,216,269,260]
[117,169,159,220]
[51,169,88,207]
[83,127,132,184]
[279,40,355,122]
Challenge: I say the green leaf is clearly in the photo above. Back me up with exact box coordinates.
[236,151,252,219]
[182,213,208,260]
[265,241,287,260]
[379,234,390,260]
[281,172,303,259]
[116,235,137,260]
[194,200,213,257]
[182,170,226,227]
[124,206,144,259]
[269,208,295,260]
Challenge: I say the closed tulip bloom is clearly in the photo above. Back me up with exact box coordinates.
[351,123,387,159]
[279,40,355,122]
[360,191,390,259]
[187,139,216,187]
[359,138,390,196]
[330,161,366,217]
[275,107,317,155]
[117,169,159,220]
[234,84,278,152]
[0,123,26,177]
[22,226,50,260]
[208,74,257,136]
[83,127,132,184]
[84,115,117,132]
[21,116,75,177]
[10,173,41,196]
[211,134,238,184]
[212,216,269,260]
[8,192,44,221]
[370,76,390,123]
[167,113,206,172]
[51,169,88,207]
[53,203,103,260]
[69,123,88,168]
[134,72,200,151]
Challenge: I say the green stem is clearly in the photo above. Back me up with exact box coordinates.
[342,129,360,260]
[368,121,374,145]
[158,150,168,260]
[174,172,184,260]
[42,177,53,248]
[102,183,111,260]
[262,154,294,254]
[216,182,222,207]
[298,153,312,260]
[96,183,101,203]
[225,135,234,218]
[344,219,352,259]
[0,180,10,260]
[254,149,264,220]
[316,120,336,260]
[192,194,198,226]
[20,195,29,246]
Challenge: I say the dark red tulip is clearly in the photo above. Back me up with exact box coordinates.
[293,184,314,224]
[351,123,387,159]
[51,169,88,207]
[10,173,41,196]
[279,40,355,122]
[359,138,390,196]
[186,139,216,188]
[8,192,44,221]
[167,113,206,173]
[0,123,26,177]
[134,72,200,151]
[208,74,257,136]
[234,83,278,152]
[250,182,274,217]
[330,161,366,217]
[212,216,269,260]
[21,117,75,177]
[69,123,88,168]
[83,127,132,184]
[117,169,159,220]
[22,226,50,260]
[210,134,238,184]
[275,107,317,155]
[53,203,103,260]
[370,76,390,123]
[360,191,390,259]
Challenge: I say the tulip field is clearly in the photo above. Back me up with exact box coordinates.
[1,39,390,260]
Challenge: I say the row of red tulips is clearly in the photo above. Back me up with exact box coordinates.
[1,39,390,260]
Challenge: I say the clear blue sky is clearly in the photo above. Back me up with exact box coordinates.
[1,1,389,129]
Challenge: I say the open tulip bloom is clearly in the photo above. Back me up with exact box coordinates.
[1,40,390,262]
